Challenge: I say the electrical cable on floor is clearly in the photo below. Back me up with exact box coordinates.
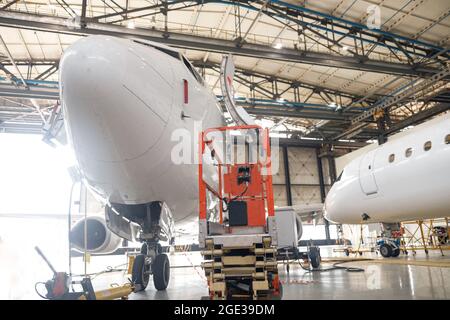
[277,246,365,273]
[296,258,365,273]
[71,263,128,279]
[35,282,49,300]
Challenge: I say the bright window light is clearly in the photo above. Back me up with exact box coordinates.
[0,133,74,215]
[273,42,283,49]
[127,21,135,29]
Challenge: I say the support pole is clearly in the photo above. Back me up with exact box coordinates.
[316,148,330,240]
[418,220,428,255]
[282,146,292,206]
[81,0,88,28]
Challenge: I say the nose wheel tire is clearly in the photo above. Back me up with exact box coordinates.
[153,253,170,290]
[379,243,393,258]
[132,254,150,291]
[308,247,321,269]
[391,248,400,257]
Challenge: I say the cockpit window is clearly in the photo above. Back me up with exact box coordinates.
[182,56,204,85]
[153,46,181,60]
[445,134,450,144]
[133,40,181,60]
[336,171,343,182]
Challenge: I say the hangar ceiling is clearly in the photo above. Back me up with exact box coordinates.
[0,0,449,144]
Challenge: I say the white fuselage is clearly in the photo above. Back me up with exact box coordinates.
[60,36,224,223]
[324,113,450,224]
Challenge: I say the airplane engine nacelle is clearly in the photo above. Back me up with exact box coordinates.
[70,216,122,254]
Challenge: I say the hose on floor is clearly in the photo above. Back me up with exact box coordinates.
[297,259,365,273]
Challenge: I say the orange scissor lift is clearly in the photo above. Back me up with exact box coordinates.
[198,125,282,300]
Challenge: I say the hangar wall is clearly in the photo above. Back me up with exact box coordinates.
[273,146,332,207]
[273,145,336,241]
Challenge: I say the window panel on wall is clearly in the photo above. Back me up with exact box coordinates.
[291,186,322,205]
[302,224,326,240]
[287,148,319,185]
[328,224,338,239]
[273,185,288,207]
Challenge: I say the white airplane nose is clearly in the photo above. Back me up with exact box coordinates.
[323,185,339,224]
[60,36,173,163]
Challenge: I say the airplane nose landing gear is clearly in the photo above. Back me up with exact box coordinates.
[379,243,392,258]
[378,223,402,258]
[308,246,321,269]
[132,241,171,291]
[122,201,174,292]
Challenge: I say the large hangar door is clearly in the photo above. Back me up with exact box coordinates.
[359,150,378,195]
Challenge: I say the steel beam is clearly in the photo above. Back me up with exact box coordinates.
[385,102,450,135]
[0,10,444,77]
[0,121,42,134]
[0,83,59,100]
[1,0,20,10]
[351,67,450,124]
[246,107,349,121]
[198,61,381,103]
[278,138,367,149]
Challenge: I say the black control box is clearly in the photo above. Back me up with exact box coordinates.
[228,201,248,226]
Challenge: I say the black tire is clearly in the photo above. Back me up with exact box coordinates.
[153,254,170,290]
[379,243,393,258]
[344,249,350,256]
[308,247,321,269]
[391,248,400,257]
[132,254,150,291]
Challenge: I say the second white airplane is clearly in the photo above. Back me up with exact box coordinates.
[324,112,450,225]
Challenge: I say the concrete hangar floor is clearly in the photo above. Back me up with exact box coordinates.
[12,248,445,300]
[130,250,450,300]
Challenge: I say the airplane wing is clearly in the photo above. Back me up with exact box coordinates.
[275,203,324,225]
